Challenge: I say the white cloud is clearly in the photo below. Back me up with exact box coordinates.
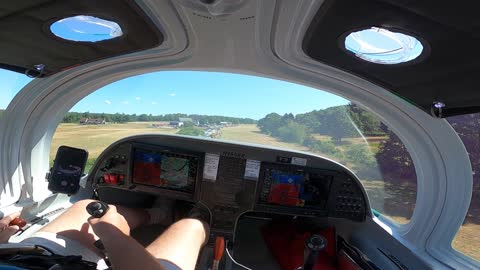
[121,101,129,105]
[168,93,176,97]
[151,101,157,105]
[104,100,111,105]
[135,97,141,101]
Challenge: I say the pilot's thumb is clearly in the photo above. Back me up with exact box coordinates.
[0,225,20,242]
[87,216,99,226]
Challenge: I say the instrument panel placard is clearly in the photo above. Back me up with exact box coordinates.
[203,153,220,181]
[244,159,261,180]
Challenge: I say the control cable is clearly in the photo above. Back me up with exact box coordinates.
[225,240,253,270]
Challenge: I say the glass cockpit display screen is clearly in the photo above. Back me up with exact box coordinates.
[132,148,198,194]
[259,167,333,209]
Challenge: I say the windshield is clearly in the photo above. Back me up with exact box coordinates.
[50,71,417,223]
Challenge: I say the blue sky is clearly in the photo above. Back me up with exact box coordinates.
[344,27,423,64]
[0,70,32,109]
[50,15,123,42]
[0,70,348,120]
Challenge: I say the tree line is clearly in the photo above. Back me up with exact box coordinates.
[258,104,385,144]
[61,111,256,125]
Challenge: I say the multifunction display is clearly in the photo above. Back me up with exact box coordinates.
[259,165,333,210]
[132,147,199,194]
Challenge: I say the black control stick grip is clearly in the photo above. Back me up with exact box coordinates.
[86,201,110,218]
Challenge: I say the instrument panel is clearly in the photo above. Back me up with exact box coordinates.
[89,135,370,239]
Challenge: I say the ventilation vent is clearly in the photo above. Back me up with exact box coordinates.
[192,12,213,19]
[239,16,255,21]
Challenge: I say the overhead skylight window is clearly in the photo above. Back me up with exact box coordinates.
[344,27,424,64]
[50,15,123,42]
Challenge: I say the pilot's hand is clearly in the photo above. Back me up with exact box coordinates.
[88,205,130,237]
[0,212,21,243]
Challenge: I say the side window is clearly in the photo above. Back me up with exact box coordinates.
[448,113,480,261]
[0,70,32,120]
[50,71,417,224]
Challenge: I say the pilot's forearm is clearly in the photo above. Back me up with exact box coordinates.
[98,225,165,270]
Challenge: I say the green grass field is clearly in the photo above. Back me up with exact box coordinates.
[50,124,312,168]
[51,123,380,167]
[50,123,177,162]
[221,124,310,151]
[50,122,479,260]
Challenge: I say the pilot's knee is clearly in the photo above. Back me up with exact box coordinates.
[174,218,209,234]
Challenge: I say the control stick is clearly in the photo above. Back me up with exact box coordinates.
[86,201,110,252]
[302,234,327,270]
[86,201,110,218]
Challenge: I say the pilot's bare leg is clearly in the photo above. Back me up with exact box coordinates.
[39,199,149,253]
[146,218,208,270]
